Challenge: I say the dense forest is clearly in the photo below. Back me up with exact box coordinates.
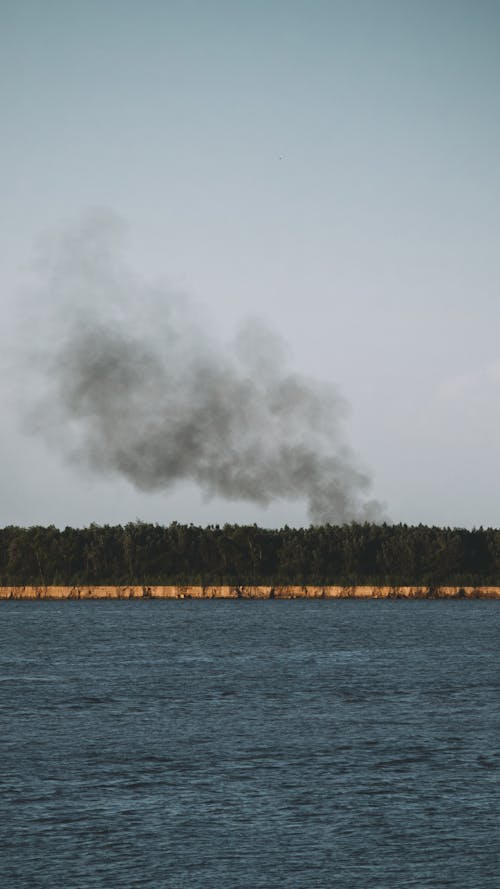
[1,522,500,586]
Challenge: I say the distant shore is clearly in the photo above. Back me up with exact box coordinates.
[2,585,500,600]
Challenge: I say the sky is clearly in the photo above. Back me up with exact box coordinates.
[2,0,500,529]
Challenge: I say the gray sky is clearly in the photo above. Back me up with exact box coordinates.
[2,0,500,529]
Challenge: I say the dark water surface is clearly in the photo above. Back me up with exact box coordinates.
[1,600,499,888]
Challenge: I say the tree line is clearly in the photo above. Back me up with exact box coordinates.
[1,522,500,586]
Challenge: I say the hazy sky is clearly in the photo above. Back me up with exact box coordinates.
[2,0,500,529]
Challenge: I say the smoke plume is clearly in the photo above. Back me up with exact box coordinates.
[24,212,383,524]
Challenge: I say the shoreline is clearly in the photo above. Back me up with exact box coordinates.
[2,585,500,600]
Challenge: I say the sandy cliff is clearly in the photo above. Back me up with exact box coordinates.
[1,585,500,599]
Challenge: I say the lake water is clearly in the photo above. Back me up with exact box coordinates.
[1,600,499,888]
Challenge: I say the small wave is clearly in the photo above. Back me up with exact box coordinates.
[0,675,59,682]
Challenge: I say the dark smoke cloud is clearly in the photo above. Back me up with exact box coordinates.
[25,212,384,524]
